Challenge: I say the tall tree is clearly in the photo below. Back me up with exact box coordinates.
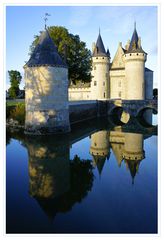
[30,26,92,84]
[8,70,22,98]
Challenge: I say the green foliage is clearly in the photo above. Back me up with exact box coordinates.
[7,103,25,125]
[8,70,22,98]
[153,88,158,99]
[30,26,92,84]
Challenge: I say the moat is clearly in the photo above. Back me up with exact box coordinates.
[6,116,157,234]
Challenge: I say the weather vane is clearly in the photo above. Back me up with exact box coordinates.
[44,13,51,29]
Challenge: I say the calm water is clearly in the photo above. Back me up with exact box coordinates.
[6,117,158,233]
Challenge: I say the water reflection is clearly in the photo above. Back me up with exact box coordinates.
[25,137,94,219]
[6,116,157,232]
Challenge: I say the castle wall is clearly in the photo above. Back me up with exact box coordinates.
[69,87,91,101]
[25,66,70,134]
[145,70,153,99]
[109,69,126,99]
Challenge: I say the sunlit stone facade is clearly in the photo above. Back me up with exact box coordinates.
[24,29,70,134]
[69,24,153,101]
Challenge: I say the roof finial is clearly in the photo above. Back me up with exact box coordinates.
[134,21,136,30]
[99,27,101,35]
[44,13,51,29]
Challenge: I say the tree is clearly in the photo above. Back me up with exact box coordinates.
[153,88,158,99]
[30,26,92,84]
[8,70,22,98]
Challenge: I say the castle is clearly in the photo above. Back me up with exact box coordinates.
[69,23,153,101]
[24,23,153,134]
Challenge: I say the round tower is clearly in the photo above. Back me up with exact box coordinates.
[90,130,110,175]
[24,28,70,134]
[124,23,147,100]
[123,132,144,161]
[91,31,110,100]
[123,132,145,183]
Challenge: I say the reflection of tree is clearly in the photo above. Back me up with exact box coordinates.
[35,154,94,220]
[6,130,12,145]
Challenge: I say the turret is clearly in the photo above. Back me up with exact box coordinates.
[91,31,110,100]
[24,28,70,134]
[123,132,145,183]
[124,23,147,100]
[90,130,110,175]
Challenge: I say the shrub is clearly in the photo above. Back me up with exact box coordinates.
[9,103,25,125]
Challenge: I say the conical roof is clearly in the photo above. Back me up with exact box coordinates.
[126,160,141,184]
[93,155,106,175]
[93,33,108,57]
[127,23,145,54]
[25,28,67,68]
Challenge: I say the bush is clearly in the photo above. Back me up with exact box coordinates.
[9,103,25,125]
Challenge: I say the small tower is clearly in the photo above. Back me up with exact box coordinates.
[91,31,110,100]
[123,132,145,184]
[90,130,110,175]
[124,23,147,100]
[24,28,70,134]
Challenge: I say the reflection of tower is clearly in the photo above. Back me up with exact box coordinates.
[90,130,110,175]
[26,137,70,200]
[109,128,125,167]
[123,132,145,183]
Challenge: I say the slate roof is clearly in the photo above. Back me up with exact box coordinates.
[93,33,108,57]
[25,28,67,68]
[126,24,146,54]
[145,67,153,72]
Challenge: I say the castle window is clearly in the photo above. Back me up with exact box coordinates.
[119,91,121,97]
[96,57,98,59]
[130,54,132,56]
[102,57,104,59]
[94,66,96,70]
[137,53,138,56]
[104,92,105,98]
[118,81,121,87]
[103,82,105,86]
[94,81,97,86]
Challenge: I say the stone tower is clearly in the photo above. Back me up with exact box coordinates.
[123,132,145,183]
[124,23,147,100]
[24,28,70,134]
[90,130,110,175]
[91,31,110,100]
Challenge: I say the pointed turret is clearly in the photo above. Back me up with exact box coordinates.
[123,23,147,100]
[92,32,107,57]
[92,155,106,176]
[106,48,110,58]
[25,28,66,68]
[91,31,110,100]
[126,22,145,53]
[125,160,141,184]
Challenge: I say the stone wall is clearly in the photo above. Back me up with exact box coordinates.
[69,100,108,124]
[68,87,91,101]
[25,66,70,134]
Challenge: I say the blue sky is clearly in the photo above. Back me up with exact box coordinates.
[6,5,158,89]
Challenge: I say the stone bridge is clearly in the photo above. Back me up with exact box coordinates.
[107,99,158,117]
